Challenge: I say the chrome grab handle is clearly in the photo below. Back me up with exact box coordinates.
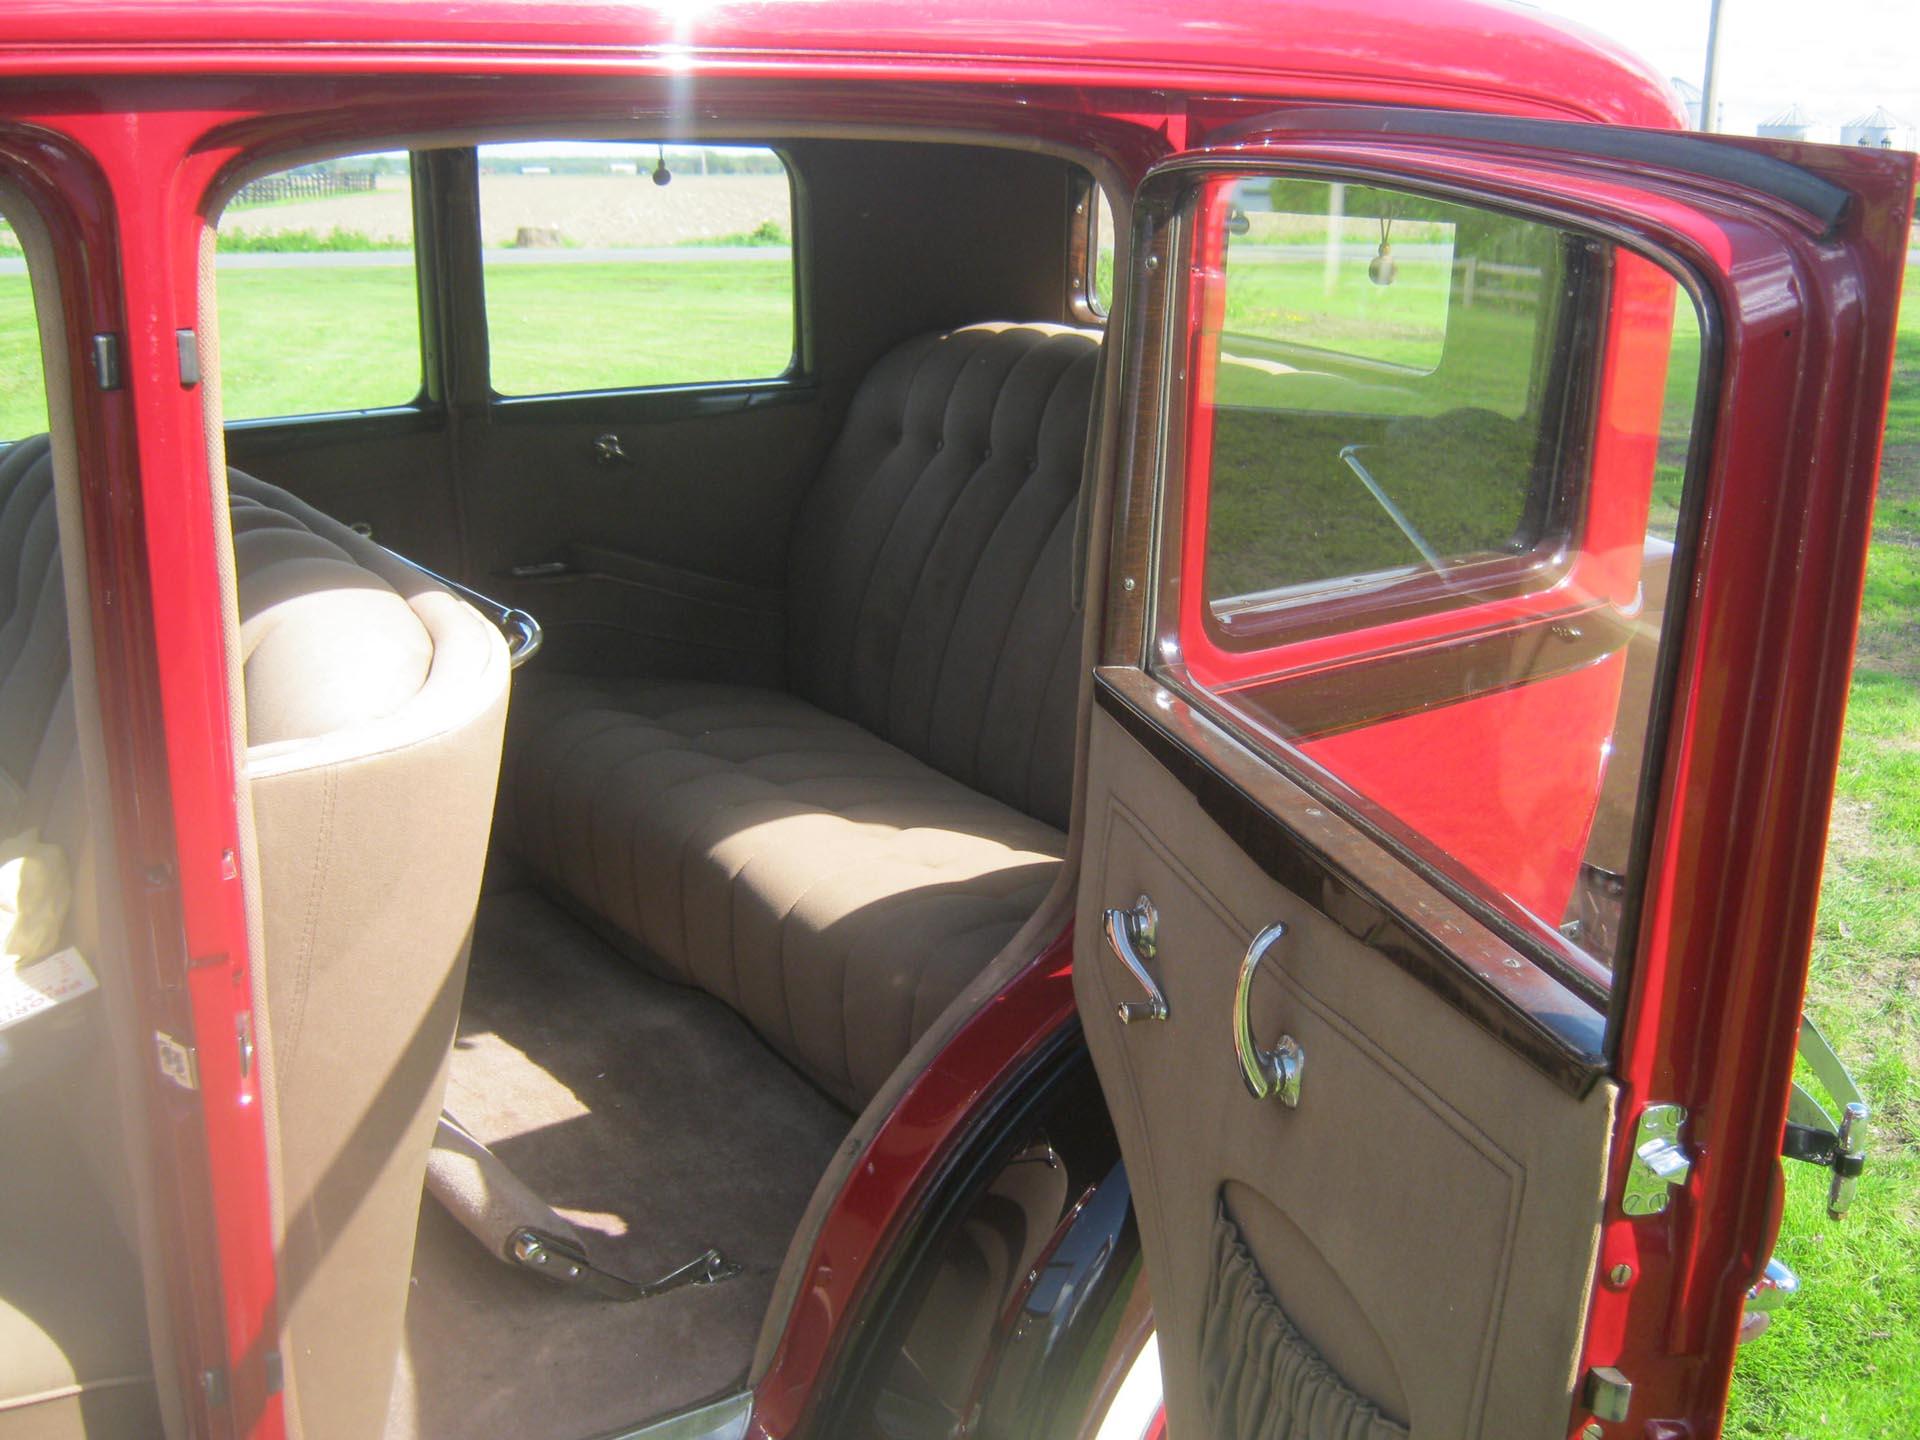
[375,544,545,670]
[1235,922,1304,1106]
[1103,895,1168,1024]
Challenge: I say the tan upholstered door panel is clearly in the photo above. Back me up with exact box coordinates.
[1075,707,1615,1439]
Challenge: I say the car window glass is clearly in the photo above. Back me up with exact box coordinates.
[1170,174,1707,978]
[477,142,796,396]
[1204,178,1562,606]
[214,152,421,420]
[0,213,48,441]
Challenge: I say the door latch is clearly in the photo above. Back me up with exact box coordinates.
[154,1031,199,1092]
[1622,1102,1691,1217]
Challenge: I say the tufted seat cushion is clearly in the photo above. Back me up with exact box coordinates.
[502,676,1064,1108]
[504,324,1099,1106]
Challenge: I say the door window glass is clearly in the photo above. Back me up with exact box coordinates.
[477,143,796,396]
[214,152,420,420]
[1167,175,1706,977]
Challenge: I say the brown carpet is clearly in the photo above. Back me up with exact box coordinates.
[388,887,851,1440]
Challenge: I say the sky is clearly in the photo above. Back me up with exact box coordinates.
[1521,0,1919,138]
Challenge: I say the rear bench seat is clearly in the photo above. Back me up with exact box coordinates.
[0,436,510,1440]
[502,323,1099,1108]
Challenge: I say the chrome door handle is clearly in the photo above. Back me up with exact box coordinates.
[1104,895,1168,1024]
[1235,922,1304,1106]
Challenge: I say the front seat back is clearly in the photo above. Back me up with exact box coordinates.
[228,476,510,1439]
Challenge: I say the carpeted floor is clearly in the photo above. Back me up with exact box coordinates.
[388,887,851,1440]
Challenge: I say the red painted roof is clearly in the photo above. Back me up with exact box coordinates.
[0,0,1685,127]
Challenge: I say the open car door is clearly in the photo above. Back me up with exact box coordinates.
[1076,113,1911,1438]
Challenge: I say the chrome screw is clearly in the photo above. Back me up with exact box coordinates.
[1607,1262,1634,1288]
[1582,1425,1604,1440]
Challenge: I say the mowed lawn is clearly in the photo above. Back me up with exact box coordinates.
[0,256,797,430]
[0,251,1914,1432]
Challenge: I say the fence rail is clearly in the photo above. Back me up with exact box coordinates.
[231,172,377,208]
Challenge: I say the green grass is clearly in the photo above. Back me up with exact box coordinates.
[678,219,790,247]
[0,253,796,428]
[215,265,426,418]
[482,257,793,397]
[215,226,400,254]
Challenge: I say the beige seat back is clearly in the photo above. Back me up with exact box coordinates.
[228,476,510,1440]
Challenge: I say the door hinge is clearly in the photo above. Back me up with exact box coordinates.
[154,1030,199,1091]
[1583,1365,1634,1423]
[1622,1102,1692,1217]
[90,333,123,391]
[1784,1014,1870,1219]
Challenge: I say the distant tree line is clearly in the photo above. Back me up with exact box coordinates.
[474,148,787,176]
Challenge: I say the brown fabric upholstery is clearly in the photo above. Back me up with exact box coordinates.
[229,478,510,1440]
[787,324,1096,831]
[503,324,1097,1108]
[502,675,1063,1108]
[0,434,511,1440]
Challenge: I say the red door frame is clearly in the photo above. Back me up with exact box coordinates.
[0,114,281,1436]
[1150,127,1913,1436]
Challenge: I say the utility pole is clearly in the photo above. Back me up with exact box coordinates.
[1699,0,1726,132]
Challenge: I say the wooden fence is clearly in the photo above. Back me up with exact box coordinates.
[231,171,377,208]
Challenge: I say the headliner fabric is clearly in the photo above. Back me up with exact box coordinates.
[503,324,1098,1108]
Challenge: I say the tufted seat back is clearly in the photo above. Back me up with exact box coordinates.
[0,439,75,813]
[502,323,1102,1106]
[786,324,1099,830]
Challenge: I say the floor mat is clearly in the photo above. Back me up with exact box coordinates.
[390,887,851,1440]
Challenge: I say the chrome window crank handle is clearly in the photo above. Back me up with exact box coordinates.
[1104,895,1168,1023]
[1236,922,1304,1106]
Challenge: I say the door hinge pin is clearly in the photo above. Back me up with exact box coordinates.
[90,333,123,391]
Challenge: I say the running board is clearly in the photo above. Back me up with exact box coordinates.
[509,1228,742,1302]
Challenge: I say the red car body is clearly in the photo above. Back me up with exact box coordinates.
[0,4,1906,1438]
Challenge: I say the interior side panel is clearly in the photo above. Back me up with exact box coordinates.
[455,141,1078,687]
[1074,706,1615,1438]
[223,421,460,575]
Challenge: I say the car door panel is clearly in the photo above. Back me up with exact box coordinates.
[462,391,823,684]
[223,415,462,574]
[1080,682,1614,1437]
[1082,115,1912,1438]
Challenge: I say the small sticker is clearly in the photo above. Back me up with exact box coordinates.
[0,946,98,1031]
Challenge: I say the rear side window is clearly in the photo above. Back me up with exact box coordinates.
[476,143,796,397]
[214,152,421,421]
[0,215,48,440]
